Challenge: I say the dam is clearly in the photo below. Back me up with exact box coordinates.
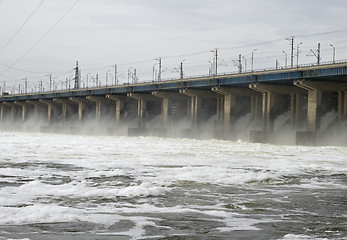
[1,61,347,145]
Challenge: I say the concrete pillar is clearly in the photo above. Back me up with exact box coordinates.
[69,97,91,122]
[14,101,29,122]
[249,84,305,131]
[212,86,259,130]
[179,88,220,129]
[0,104,5,121]
[53,98,75,124]
[344,91,347,119]
[127,93,158,129]
[151,91,180,128]
[86,96,114,120]
[39,99,60,124]
[106,95,125,127]
[294,80,347,145]
[290,93,304,125]
[250,95,262,122]
[26,100,47,122]
[337,91,347,121]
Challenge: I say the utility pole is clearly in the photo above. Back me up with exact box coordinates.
[286,36,295,68]
[155,57,162,81]
[24,78,28,93]
[238,54,242,73]
[96,73,99,87]
[133,69,137,83]
[74,61,79,89]
[210,49,218,75]
[309,43,321,65]
[232,54,242,74]
[114,64,118,85]
[180,60,184,80]
[317,43,321,65]
[48,74,52,91]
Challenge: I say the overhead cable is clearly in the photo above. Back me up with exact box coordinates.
[0,0,45,54]
[0,0,80,77]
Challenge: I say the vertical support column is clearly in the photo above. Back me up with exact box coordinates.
[53,98,75,125]
[152,91,187,129]
[307,89,321,132]
[127,93,158,131]
[138,98,146,129]
[180,89,220,130]
[337,91,346,121]
[223,94,234,130]
[344,91,347,119]
[161,97,169,128]
[14,101,29,123]
[106,95,125,127]
[115,99,124,126]
[21,105,27,122]
[69,97,93,122]
[215,97,224,126]
[0,105,4,121]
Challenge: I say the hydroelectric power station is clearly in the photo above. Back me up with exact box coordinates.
[1,61,347,145]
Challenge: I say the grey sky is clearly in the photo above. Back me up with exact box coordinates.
[0,0,346,91]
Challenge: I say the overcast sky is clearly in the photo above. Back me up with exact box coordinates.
[0,0,347,92]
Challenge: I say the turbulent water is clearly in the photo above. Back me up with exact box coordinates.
[0,131,346,240]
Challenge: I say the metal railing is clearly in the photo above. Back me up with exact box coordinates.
[2,59,347,97]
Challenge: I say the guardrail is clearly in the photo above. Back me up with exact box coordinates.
[2,59,347,97]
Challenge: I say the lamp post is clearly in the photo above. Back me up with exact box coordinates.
[282,51,288,68]
[251,49,257,72]
[330,44,336,63]
[152,63,157,81]
[208,61,213,76]
[106,70,111,86]
[242,56,247,73]
[296,42,303,67]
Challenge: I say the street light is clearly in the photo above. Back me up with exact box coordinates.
[251,48,257,72]
[106,70,111,86]
[282,51,288,68]
[208,61,213,76]
[330,44,336,63]
[242,56,247,73]
[296,42,303,67]
[152,63,157,81]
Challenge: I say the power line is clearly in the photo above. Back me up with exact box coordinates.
[0,0,80,77]
[0,0,45,54]
[297,29,347,38]
[0,61,71,74]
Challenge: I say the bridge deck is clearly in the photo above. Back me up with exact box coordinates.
[1,62,347,102]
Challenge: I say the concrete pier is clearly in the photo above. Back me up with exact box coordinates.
[1,62,347,145]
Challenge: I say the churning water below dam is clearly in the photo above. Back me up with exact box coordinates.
[0,131,346,239]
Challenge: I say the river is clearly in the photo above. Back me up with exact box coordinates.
[0,131,346,239]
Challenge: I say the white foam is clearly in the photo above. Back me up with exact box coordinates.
[0,204,120,226]
[278,234,329,240]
